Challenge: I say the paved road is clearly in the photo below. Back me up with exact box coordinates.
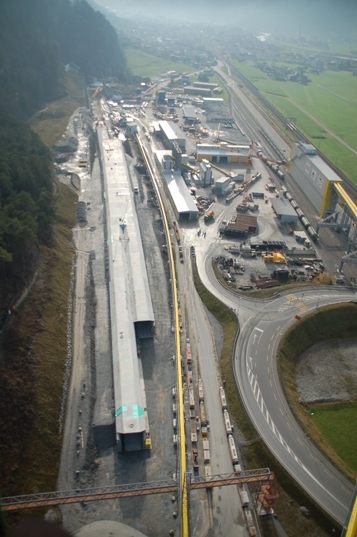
[236,289,355,524]
[177,238,246,537]
[197,240,355,524]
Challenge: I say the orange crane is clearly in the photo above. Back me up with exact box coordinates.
[246,141,286,173]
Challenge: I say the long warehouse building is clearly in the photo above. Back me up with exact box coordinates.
[98,129,155,452]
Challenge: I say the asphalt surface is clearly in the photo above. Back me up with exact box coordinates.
[197,237,355,524]
[235,289,355,525]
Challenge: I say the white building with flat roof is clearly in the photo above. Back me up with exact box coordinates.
[159,120,186,151]
[97,131,155,452]
[155,150,199,221]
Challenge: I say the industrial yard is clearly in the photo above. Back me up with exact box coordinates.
[2,10,357,537]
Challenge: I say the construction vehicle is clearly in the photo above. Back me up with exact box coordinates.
[263,252,287,264]
[179,246,184,262]
[204,210,214,222]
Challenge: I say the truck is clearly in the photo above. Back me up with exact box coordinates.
[179,246,183,262]
[204,210,214,221]
[192,449,199,472]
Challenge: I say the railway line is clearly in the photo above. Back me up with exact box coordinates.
[228,62,357,203]
[135,133,189,536]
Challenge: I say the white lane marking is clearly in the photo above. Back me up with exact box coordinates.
[253,327,264,344]
[246,358,350,507]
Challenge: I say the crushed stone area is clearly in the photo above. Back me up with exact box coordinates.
[58,112,179,536]
[296,338,357,404]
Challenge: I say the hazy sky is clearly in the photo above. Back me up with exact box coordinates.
[91,0,357,36]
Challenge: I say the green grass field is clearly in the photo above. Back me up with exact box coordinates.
[124,46,196,78]
[279,303,357,480]
[308,403,357,473]
[271,39,357,57]
[232,61,357,184]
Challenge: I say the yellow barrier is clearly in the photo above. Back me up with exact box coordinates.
[345,495,357,537]
[137,135,188,537]
[333,182,357,221]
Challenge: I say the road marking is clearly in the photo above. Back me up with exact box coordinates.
[267,366,270,374]
[279,407,283,415]
[267,344,270,351]
[253,380,259,396]
[253,327,264,344]
[342,485,352,495]
[276,326,281,331]
[287,422,292,431]
[271,334,275,340]
[246,357,332,495]
[267,355,269,361]
[324,469,333,478]
[270,380,273,387]
[310,453,318,462]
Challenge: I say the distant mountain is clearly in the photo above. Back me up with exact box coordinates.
[0,0,126,118]
[90,0,357,36]
[0,0,127,283]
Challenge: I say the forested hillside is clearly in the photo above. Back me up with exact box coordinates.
[0,0,126,119]
[0,0,125,296]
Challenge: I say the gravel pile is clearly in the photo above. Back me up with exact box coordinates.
[296,338,357,404]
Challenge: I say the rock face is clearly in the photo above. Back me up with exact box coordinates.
[296,338,357,404]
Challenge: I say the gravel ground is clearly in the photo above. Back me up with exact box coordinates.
[296,338,357,404]
[58,114,180,536]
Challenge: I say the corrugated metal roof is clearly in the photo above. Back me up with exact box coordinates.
[99,134,154,435]
[159,120,180,141]
[164,171,199,215]
[197,144,249,157]
[308,154,342,182]
[271,197,298,216]
[183,105,197,120]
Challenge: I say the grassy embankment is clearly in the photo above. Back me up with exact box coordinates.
[0,69,82,528]
[31,69,87,146]
[0,184,77,528]
[124,46,196,78]
[192,261,353,537]
[279,303,357,480]
[231,60,357,185]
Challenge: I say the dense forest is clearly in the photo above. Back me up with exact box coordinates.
[0,0,126,295]
[0,0,126,119]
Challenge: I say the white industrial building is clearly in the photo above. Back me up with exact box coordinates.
[289,142,342,216]
[202,97,225,107]
[200,159,212,186]
[155,150,199,221]
[271,196,299,224]
[215,176,233,195]
[98,133,155,452]
[197,143,250,164]
[183,105,198,123]
[159,120,186,151]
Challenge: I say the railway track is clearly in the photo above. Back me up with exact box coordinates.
[228,62,357,203]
